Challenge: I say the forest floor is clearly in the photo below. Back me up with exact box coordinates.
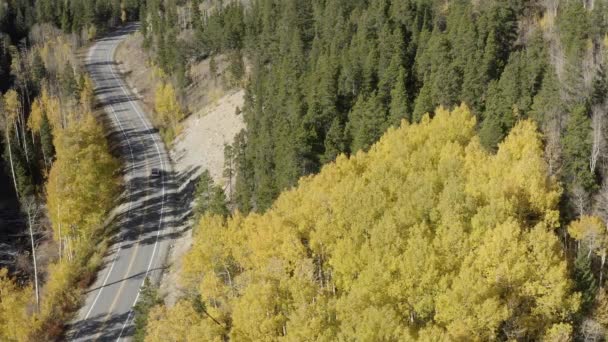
[116,32,245,305]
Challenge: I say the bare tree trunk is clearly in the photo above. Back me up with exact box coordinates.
[224,263,233,289]
[591,106,604,173]
[17,103,30,166]
[6,130,19,199]
[25,197,40,311]
[40,135,49,170]
[600,251,606,290]
[58,221,62,262]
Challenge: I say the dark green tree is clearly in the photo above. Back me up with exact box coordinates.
[348,92,387,153]
[133,277,163,342]
[193,170,229,219]
[574,247,598,314]
[562,104,596,192]
[412,76,434,122]
[322,117,346,164]
[61,62,77,98]
[39,114,54,169]
[389,66,410,126]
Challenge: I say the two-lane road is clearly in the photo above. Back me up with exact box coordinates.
[66,24,174,341]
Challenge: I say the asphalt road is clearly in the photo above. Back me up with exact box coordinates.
[66,24,174,341]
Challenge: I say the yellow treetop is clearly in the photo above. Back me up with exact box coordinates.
[154,82,184,127]
[27,99,44,134]
[0,268,34,342]
[149,104,578,341]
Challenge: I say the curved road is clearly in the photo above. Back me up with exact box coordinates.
[66,24,174,341]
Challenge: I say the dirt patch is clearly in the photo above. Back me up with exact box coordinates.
[116,31,245,305]
[115,32,159,118]
[162,89,245,305]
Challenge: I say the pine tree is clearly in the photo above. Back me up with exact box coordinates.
[233,131,253,213]
[574,247,598,313]
[562,104,596,191]
[133,277,163,342]
[389,66,409,126]
[193,170,228,219]
[347,92,387,153]
[322,117,346,164]
[412,77,434,122]
[61,62,77,99]
[39,113,54,169]
[31,50,47,86]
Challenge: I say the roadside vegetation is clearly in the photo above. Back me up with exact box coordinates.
[0,0,130,340]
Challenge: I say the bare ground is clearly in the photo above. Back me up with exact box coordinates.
[116,31,245,305]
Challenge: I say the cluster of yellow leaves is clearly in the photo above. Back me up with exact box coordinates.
[0,83,119,341]
[0,269,34,342]
[145,300,224,342]
[569,216,608,257]
[39,35,74,75]
[154,82,184,128]
[3,89,20,125]
[27,87,61,134]
[149,105,579,340]
[154,81,184,143]
[151,64,167,79]
[46,109,120,244]
[23,87,117,339]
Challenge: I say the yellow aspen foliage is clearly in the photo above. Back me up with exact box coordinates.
[154,82,183,127]
[27,99,43,133]
[542,323,573,342]
[152,64,167,79]
[167,105,578,341]
[33,261,81,336]
[87,26,97,41]
[568,216,608,255]
[46,110,119,245]
[0,269,34,342]
[145,300,223,342]
[592,288,608,326]
[4,89,21,124]
[39,35,74,75]
[40,87,62,130]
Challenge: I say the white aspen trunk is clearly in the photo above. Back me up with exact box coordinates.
[18,106,29,165]
[591,106,604,173]
[58,221,63,262]
[224,264,233,288]
[601,251,606,289]
[27,207,40,310]
[41,140,48,170]
[66,236,72,261]
[6,130,19,199]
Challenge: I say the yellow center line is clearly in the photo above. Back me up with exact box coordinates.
[93,133,151,340]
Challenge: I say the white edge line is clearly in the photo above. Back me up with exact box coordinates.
[107,30,168,341]
[74,37,138,338]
